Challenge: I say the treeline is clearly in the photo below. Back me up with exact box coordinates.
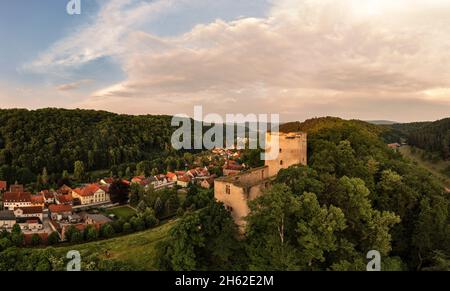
[0,108,176,181]
[400,118,450,160]
[156,118,450,271]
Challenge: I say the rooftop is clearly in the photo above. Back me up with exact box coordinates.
[0,210,15,220]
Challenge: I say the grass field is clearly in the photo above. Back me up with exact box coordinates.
[399,146,450,188]
[105,205,137,220]
[56,219,176,270]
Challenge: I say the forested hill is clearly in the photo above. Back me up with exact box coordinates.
[393,118,450,160]
[0,108,175,181]
[156,116,450,271]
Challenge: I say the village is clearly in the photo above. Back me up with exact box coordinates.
[0,147,246,245]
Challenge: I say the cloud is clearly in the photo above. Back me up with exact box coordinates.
[27,0,450,121]
[24,0,180,73]
[56,79,93,91]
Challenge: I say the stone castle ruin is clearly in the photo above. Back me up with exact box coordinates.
[214,132,307,229]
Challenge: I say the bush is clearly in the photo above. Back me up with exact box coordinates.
[123,222,132,233]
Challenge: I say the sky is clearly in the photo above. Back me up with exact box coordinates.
[1,0,450,122]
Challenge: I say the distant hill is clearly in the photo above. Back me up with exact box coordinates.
[366,120,399,125]
[279,116,385,136]
[0,108,176,184]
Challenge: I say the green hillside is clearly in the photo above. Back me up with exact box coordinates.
[56,220,177,270]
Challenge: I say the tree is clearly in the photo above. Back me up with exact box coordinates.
[109,179,130,204]
[70,229,83,243]
[47,232,60,245]
[100,223,115,238]
[41,167,49,185]
[246,184,302,270]
[11,224,24,247]
[295,192,346,268]
[84,225,99,242]
[130,216,145,231]
[74,161,85,181]
[31,234,42,246]
[154,197,163,217]
[142,208,158,228]
[155,202,242,271]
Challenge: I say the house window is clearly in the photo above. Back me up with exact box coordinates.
[261,170,264,179]
[226,185,231,194]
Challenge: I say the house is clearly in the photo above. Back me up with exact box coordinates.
[200,177,215,189]
[177,176,191,188]
[131,176,145,184]
[166,172,177,182]
[71,183,110,205]
[48,204,73,221]
[222,160,243,176]
[84,214,112,229]
[388,143,401,150]
[14,206,43,221]
[17,217,43,232]
[175,171,186,178]
[31,195,45,207]
[0,181,6,192]
[41,190,55,204]
[0,210,16,229]
[100,177,114,186]
[55,193,73,205]
[57,185,73,195]
[3,191,32,210]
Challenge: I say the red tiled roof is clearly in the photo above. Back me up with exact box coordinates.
[166,172,176,179]
[49,204,73,213]
[0,181,6,190]
[131,176,145,183]
[14,206,43,214]
[445,187,450,193]
[103,177,114,184]
[3,192,32,203]
[56,194,73,203]
[121,179,131,185]
[73,184,101,197]
[31,195,45,204]
[178,176,191,183]
[223,164,243,171]
[57,185,73,195]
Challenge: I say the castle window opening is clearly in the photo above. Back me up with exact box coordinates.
[226,185,231,194]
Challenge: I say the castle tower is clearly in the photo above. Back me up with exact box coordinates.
[264,132,307,177]
[214,131,307,230]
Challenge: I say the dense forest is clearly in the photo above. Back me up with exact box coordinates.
[156,117,450,271]
[391,118,450,160]
[0,108,182,186]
